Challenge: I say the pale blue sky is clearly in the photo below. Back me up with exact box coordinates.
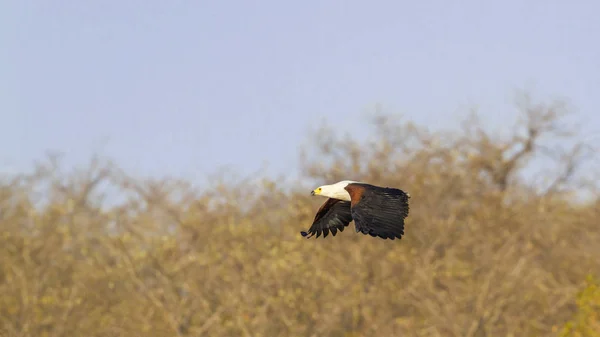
[2,1,599,185]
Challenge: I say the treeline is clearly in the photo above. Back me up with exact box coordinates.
[1,94,598,336]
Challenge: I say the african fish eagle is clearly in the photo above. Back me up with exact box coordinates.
[300,180,410,240]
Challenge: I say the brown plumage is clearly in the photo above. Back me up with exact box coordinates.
[301,181,410,240]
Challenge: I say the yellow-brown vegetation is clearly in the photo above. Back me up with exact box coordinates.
[559,275,600,337]
[1,95,598,336]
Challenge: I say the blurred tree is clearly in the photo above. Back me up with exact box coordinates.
[0,92,598,337]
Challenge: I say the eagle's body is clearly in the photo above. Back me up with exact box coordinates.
[301,180,410,240]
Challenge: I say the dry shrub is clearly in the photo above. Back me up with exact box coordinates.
[1,94,598,337]
[558,275,600,337]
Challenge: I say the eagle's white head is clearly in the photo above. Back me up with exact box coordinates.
[311,180,357,201]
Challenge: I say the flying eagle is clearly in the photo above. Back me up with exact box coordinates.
[300,180,410,240]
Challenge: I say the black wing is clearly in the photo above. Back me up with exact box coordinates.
[301,198,353,239]
[347,184,410,240]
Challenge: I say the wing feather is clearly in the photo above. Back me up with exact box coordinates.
[300,198,353,239]
[345,183,410,240]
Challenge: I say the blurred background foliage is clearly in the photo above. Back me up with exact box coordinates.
[1,95,599,337]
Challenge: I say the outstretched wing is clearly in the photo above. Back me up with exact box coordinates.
[344,183,410,240]
[301,198,353,239]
